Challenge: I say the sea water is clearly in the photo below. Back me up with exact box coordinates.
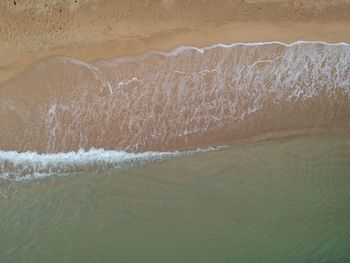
[1,133,350,263]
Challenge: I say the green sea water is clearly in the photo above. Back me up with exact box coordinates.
[1,133,350,262]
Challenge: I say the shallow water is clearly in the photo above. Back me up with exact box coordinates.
[1,41,350,153]
[1,133,350,263]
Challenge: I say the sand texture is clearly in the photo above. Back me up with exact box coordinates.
[1,42,350,153]
[1,0,350,85]
[1,1,350,153]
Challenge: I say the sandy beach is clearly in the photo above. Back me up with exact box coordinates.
[1,0,350,85]
[0,0,350,153]
[2,3,350,261]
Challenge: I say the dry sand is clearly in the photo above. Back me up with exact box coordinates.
[1,0,350,85]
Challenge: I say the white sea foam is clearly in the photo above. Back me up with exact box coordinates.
[0,147,225,180]
[1,41,350,153]
[96,41,350,66]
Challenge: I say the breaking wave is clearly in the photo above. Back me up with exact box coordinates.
[0,147,222,180]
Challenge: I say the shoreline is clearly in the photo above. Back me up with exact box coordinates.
[1,127,349,180]
[1,0,350,85]
[1,0,350,155]
[1,39,349,87]
[1,126,348,155]
[2,21,350,85]
[1,41,349,154]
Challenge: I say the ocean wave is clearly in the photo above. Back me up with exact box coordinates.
[0,41,350,153]
[0,147,223,180]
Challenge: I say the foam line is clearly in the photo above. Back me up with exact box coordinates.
[0,147,226,180]
[96,41,350,65]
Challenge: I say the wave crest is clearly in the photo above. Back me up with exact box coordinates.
[0,147,223,179]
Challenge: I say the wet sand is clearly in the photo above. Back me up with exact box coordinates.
[1,41,349,153]
[1,3,350,261]
[0,1,350,154]
[1,0,350,85]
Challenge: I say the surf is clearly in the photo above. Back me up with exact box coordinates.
[0,147,224,180]
[0,41,349,154]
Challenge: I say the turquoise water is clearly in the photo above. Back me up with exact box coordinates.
[1,133,350,262]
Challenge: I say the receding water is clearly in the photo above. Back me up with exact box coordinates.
[1,133,350,262]
[2,42,350,153]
